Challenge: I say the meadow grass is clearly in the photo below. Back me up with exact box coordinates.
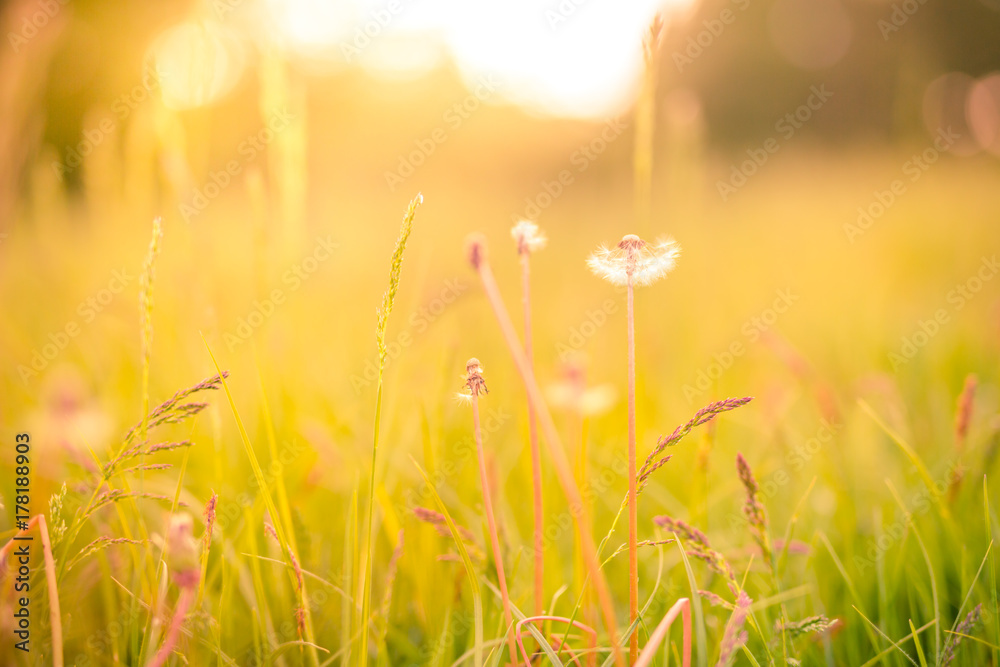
[1,103,999,667]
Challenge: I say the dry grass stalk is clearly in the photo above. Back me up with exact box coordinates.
[512,219,547,619]
[460,358,518,665]
[949,374,977,503]
[468,234,624,667]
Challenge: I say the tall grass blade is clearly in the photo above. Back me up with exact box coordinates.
[674,534,707,667]
[360,193,423,666]
[985,477,1000,667]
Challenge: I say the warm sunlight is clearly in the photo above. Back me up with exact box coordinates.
[261,0,692,116]
[4,0,999,663]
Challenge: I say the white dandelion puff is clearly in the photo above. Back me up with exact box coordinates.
[586,234,680,287]
[511,220,547,254]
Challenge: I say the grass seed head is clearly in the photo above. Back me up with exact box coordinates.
[716,591,752,667]
[376,193,422,368]
[203,492,218,550]
[942,603,982,666]
[736,453,771,563]
[955,373,977,447]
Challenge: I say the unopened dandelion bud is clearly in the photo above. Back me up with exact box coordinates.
[466,233,487,269]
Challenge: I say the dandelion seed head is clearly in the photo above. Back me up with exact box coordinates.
[511,220,547,254]
[460,358,488,399]
[587,234,680,287]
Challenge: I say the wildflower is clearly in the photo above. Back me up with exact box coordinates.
[586,234,680,287]
[511,220,547,254]
[588,233,680,662]
[457,358,488,402]
[460,357,517,664]
[468,232,623,663]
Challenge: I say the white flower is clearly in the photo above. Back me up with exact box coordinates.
[587,234,680,287]
[511,220,547,254]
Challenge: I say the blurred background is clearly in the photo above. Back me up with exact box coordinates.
[1,0,1000,664]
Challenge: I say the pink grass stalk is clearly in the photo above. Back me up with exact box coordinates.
[468,236,624,667]
[513,221,546,618]
[148,587,195,667]
[462,359,519,665]
[949,373,977,502]
[715,591,751,667]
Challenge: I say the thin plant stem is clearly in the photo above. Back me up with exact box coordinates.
[148,586,195,667]
[520,248,545,619]
[469,237,624,667]
[626,275,639,664]
[472,385,519,665]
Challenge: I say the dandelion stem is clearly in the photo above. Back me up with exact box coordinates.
[471,379,518,665]
[468,236,624,667]
[626,274,639,664]
[520,248,545,619]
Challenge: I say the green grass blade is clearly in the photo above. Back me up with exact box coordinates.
[853,606,918,666]
[674,534,707,667]
[909,620,929,667]
[886,481,940,663]
[859,620,937,667]
[360,193,423,667]
[410,456,483,667]
[986,477,1000,667]
[816,530,883,656]
[858,400,950,523]
[483,580,564,667]
[203,335,321,665]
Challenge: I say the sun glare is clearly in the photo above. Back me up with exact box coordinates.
[154,0,695,117]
